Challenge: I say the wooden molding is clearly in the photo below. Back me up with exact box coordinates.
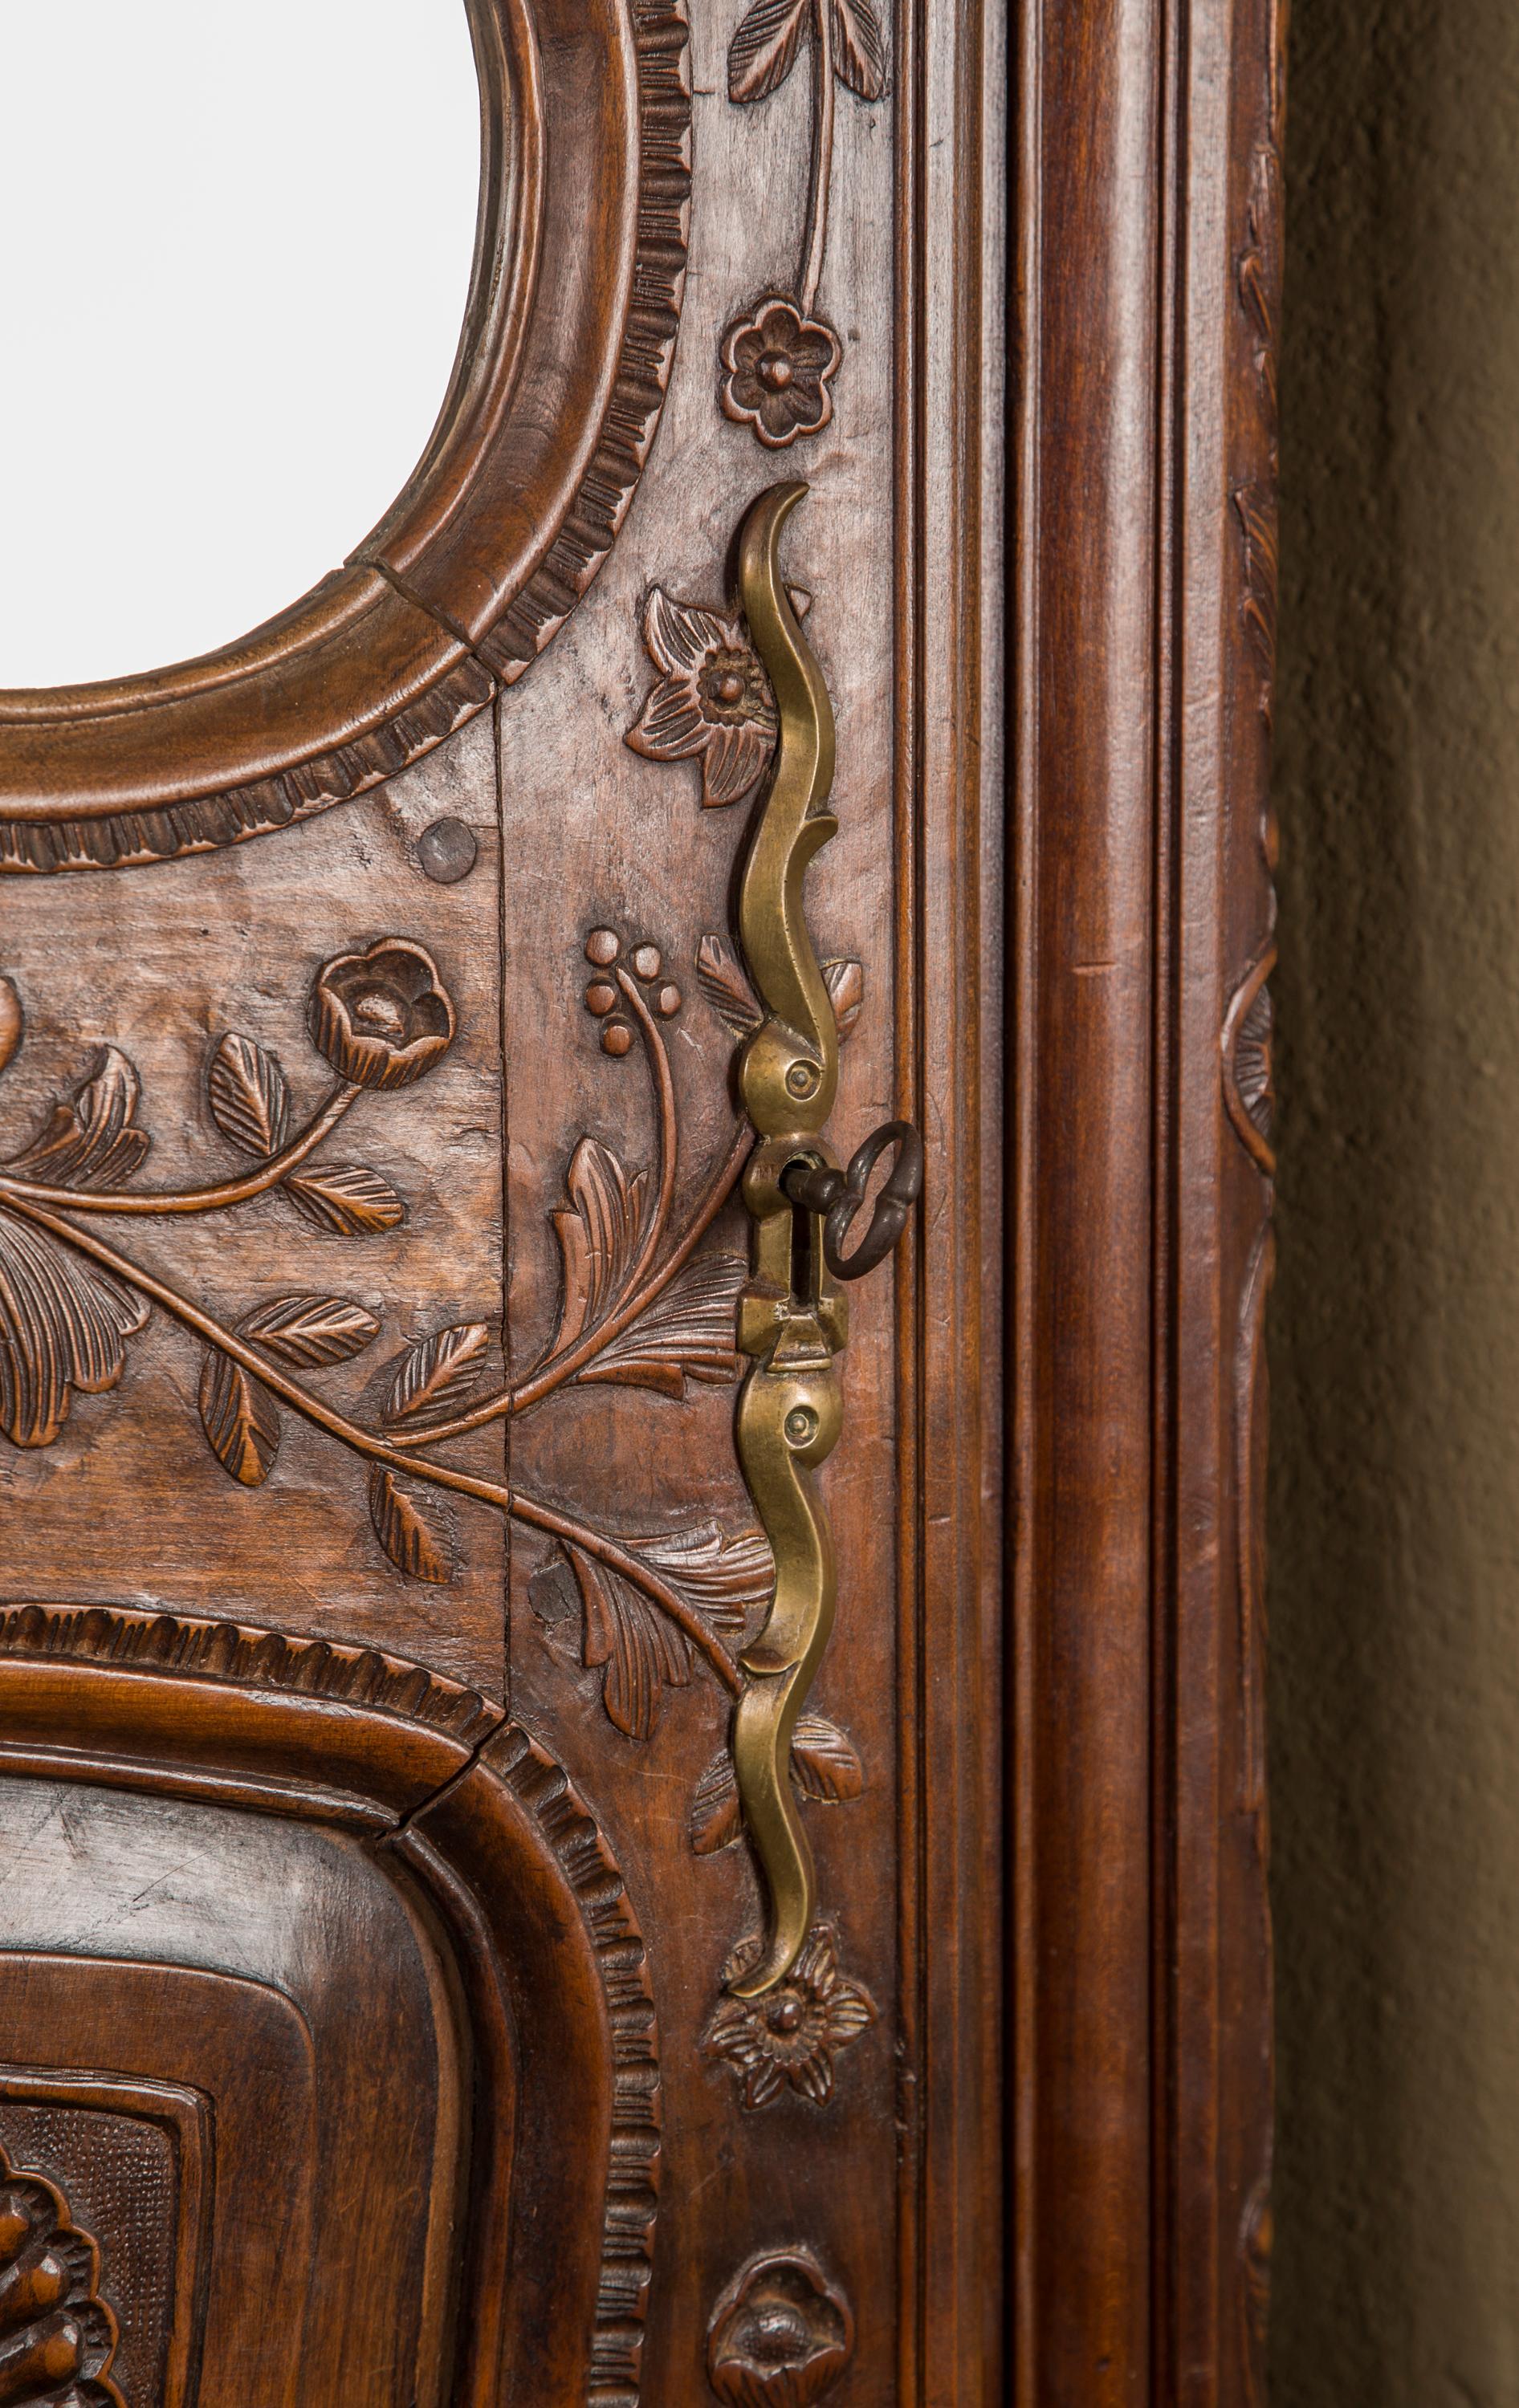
[1009,0,1283,2399]
[0,1603,659,2407]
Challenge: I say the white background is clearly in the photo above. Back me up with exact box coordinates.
[0,1,481,688]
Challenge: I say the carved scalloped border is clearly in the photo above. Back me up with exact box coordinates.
[0,2138,125,2406]
[484,1722,662,2407]
[0,655,496,877]
[482,0,692,684]
[0,1600,502,1748]
[0,0,692,878]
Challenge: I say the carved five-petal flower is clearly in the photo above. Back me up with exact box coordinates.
[720,299,842,449]
[626,588,778,807]
[308,939,456,1091]
[704,1923,876,2109]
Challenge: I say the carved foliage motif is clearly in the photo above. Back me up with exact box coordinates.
[1222,945,1277,1178]
[707,2250,853,2408]
[0,930,756,1625]
[0,896,872,2044]
[0,2141,124,2407]
[721,0,890,445]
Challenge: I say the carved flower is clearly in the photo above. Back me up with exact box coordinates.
[0,978,20,1079]
[626,588,777,807]
[708,2251,854,2408]
[704,1924,875,2109]
[308,939,455,1091]
[720,299,842,449]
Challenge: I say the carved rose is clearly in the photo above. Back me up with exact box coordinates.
[308,939,455,1091]
[0,978,20,1079]
[626,588,777,807]
[720,299,842,449]
[708,2252,853,2408]
[704,1923,875,2109]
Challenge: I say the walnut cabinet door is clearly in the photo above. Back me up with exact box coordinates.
[0,2,1280,2402]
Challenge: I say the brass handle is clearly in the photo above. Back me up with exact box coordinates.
[727,482,920,1999]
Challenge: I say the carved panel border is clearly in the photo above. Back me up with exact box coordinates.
[0,1603,660,2408]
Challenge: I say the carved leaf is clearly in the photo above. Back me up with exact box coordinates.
[283,1164,407,1234]
[579,1253,745,1395]
[383,1321,491,1425]
[792,1712,865,1801]
[5,1047,151,1190]
[0,1206,149,1447]
[822,955,864,1043]
[690,1712,865,1854]
[368,1466,455,1583]
[208,1032,291,1158]
[729,0,808,101]
[552,1139,645,1350]
[237,1293,381,1367]
[634,1523,772,1631]
[829,0,889,98]
[533,1523,765,1742]
[696,939,861,1047]
[690,1748,747,1854]
[696,934,763,1038]
[198,1349,280,1487]
[567,1542,694,1742]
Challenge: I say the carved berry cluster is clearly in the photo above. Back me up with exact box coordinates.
[583,928,682,1057]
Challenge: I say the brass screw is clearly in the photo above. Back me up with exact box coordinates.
[785,1060,819,1100]
[784,1406,818,1446]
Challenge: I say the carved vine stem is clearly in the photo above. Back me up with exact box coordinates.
[511,1494,743,1697]
[399,963,747,1438]
[0,1082,360,1214]
[719,0,886,447]
[800,0,837,317]
[405,1120,751,1438]
[0,1188,747,1692]
[0,1194,515,1514]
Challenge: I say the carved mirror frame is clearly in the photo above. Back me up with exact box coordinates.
[0,0,689,871]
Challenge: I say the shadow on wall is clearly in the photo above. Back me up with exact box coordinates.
[1272,0,1519,2401]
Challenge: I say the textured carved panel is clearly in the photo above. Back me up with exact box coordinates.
[0,2136,124,2406]
[0,2078,209,2408]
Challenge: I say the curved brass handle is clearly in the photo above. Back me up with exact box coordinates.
[728,481,845,1999]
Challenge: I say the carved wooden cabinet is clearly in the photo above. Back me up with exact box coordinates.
[0,0,1281,2402]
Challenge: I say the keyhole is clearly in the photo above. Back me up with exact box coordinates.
[788,1163,819,1307]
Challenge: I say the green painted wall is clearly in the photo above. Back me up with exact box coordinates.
[1272,2,1519,2399]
